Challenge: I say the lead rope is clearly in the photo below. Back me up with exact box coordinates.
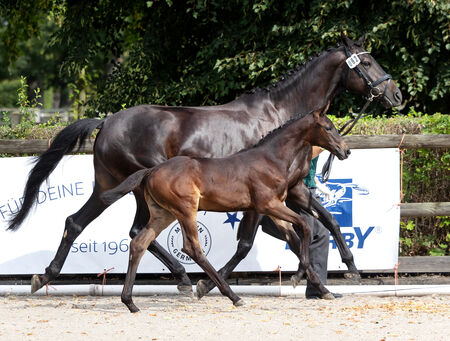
[321,98,376,182]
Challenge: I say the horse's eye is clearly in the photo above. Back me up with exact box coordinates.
[325,125,332,131]
[362,61,371,67]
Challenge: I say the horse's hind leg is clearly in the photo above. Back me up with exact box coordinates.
[129,191,192,294]
[122,198,175,313]
[31,187,108,293]
[196,211,262,299]
[179,214,244,306]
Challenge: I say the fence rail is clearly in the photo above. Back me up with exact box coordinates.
[0,134,449,154]
[344,134,450,149]
[400,202,450,217]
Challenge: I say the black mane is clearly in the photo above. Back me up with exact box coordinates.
[243,44,343,96]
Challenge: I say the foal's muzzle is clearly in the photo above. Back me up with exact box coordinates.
[335,145,351,160]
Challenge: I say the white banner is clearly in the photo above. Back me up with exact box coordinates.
[0,149,399,275]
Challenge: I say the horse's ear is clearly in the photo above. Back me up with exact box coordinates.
[341,32,353,47]
[355,34,366,47]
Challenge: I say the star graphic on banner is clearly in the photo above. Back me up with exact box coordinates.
[223,212,240,229]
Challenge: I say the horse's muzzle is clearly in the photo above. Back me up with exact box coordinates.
[381,88,403,109]
[336,146,351,160]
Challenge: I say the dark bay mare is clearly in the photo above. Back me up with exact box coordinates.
[102,108,350,313]
[7,34,402,295]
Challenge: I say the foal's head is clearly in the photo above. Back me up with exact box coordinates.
[309,109,350,161]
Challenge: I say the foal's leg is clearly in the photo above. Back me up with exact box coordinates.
[122,198,176,313]
[196,211,262,299]
[130,190,192,294]
[261,200,333,299]
[178,214,244,306]
[287,183,360,282]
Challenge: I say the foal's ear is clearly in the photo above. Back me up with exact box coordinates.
[341,32,353,47]
[319,106,327,116]
[355,34,366,47]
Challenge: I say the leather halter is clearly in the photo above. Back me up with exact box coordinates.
[343,47,393,104]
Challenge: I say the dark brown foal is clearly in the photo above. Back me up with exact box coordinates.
[103,108,350,313]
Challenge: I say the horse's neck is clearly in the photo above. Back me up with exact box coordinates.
[269,49,345,117]
[261,116,314,173]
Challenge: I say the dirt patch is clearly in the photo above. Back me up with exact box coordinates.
[1,294,449,340]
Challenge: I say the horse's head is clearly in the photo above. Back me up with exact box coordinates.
[340,33,402,109]
[311,108,350,161]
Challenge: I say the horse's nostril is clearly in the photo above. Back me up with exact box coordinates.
[394,90,402,103]
[347,149,351,156]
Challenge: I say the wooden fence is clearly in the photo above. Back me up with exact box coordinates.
[1,134,449,218]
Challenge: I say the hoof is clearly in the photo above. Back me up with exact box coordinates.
[344,272,361,283]
[322,292,335,300]
[129,305,140,313]
[291,275,300,289]
[177,284,194,297]
[196,280,209,300]
[124,300,141,313]
[31,275,43,294]
[233,299,245,307]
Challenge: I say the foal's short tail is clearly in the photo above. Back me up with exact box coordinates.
[7,118,104,231]
[101,169,150,206]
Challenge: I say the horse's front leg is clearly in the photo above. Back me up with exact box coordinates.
[31,188,108,294]
[309,196,360,281]
[196,211,262,299]
[287,182,360,282]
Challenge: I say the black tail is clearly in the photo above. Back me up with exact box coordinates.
[101,169,150,205]
[7,118,104,231]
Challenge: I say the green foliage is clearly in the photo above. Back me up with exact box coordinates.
[0,78,20,107]
[1,0,449,115]
[0,76,66,139]
[400,218,449,256]
[328,111,449,135]
[0,8,73,108]
[400,143,449,256]
[17,76,40,122]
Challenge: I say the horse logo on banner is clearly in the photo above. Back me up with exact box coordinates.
[317,178,369,227]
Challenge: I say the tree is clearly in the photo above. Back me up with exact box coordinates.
[1,0,448,115]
